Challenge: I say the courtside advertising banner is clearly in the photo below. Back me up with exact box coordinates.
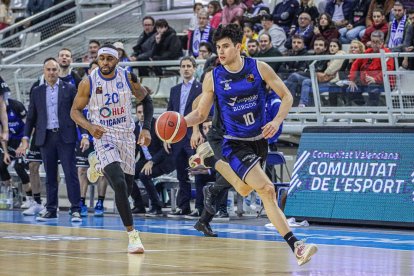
[284,127,414,227]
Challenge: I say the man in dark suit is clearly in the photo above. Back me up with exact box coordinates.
[17,58,83,222]
[130,102,175,216]
[166,56,202,217]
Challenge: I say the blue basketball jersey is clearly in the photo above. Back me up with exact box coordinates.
[213,57,267,139]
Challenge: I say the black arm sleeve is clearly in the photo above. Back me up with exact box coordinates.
[141,94,153,131]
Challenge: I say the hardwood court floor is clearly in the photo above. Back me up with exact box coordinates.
[0,212,413,275]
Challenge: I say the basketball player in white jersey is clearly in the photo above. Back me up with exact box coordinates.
[70,44,153,254]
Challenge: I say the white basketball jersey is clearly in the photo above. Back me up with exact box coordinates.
[88,67,134,134]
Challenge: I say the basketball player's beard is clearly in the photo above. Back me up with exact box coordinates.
[100,65,116,75]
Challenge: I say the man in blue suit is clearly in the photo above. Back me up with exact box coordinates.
[17,57,83,222]
[165,56,202,217]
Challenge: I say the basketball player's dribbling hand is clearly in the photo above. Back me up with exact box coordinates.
[163,141,171,154]
[88,125,106,139]
[138,129,151,147]
[262,121,280,139]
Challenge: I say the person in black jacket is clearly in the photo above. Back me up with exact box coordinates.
[151,19,183,75]
[130,102,175,216]
[130,16,156,76]
[338,0,370,43]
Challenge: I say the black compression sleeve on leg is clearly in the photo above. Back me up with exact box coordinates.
[125,174,134,196]
[141,94,153,131]
[103,162,133,227]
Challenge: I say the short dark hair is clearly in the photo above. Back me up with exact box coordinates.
[247,39,259,46]
[89,40,100,46]
[193,2,203,11]
[259,33,272,43]
[292,34,305,42]
[394,1,404,8]
[180,56,197,68]
[329,38,342,50]
[142,16,155,25]
[199,41,213,53]
[213,24,243,45]
[43,57,58,64]
[314,36,328,48]
[407,9,414,15]
[155,19,169,28]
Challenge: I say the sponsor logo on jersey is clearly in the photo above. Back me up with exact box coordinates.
[116,82,124,89]
[227,94,259,111]
[96,86,103,94]
[246,74,255,83]
[99,106,125,118]
[220,79,232,91]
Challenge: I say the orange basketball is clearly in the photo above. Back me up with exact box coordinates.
[155,111,187,143]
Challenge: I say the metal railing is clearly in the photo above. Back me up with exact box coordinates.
[1,52,413,134]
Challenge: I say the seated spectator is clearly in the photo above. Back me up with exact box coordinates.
[113,42,132,73]
[367,0,395,27]
[189,10,215,58]
[195,42,215,80]
[271,0,299,34]
[348,30,395,106]
[150,19,183,75]
[131,16,156,76]
[361,8,389,48]
[221,0,246,26]
[324,0,353,28]
[285,12,314,50]
[284,36,328,106]
[246,38,259,57]
[293,0,319,27]
[386,1,409,52]
[279,35,310,80]
[310,12,339,48]
[338,0,370,44]
[0,0,12,30]
[131,102,175,216]
[245,0,269,25]
[241,22,258,55]
[256,33,283,73]
[402,9,414,70]
[207,0,222,29]
[189,2,204,32]
[259,13,286,53]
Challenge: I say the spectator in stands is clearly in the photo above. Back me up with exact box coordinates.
[195,42,214,80]
[293,0,319,27]
[208,0,222,29]
[0,0,12,30]
[241,22,258,55]
[361,8,389,48]
[310,12,339,48]
[221,0,246,26]
[27,0,53,16]
[324,0,353,28]
[247,38,260,57]
[130,102,175,217]
[189,10,215,58]
[367,0,395,27]
[284,36,328,106]
[82,40,100,64]
[246,0,270,25]
[256,33,283,73]
[130,16,156,77]
[402,9,414,70]
[338,0,370,44]
[271,0,299,34]
[279,35,310,80]
[113,42,132,73]
[386,1,409,52]
[189,2,204,33]
[0,98,31,208]
[150,19,183,75]
[166,57,201,218]
[259,13,286,53]
[57,48,81,88]
[348,30,395,106]
[285,12,314,50]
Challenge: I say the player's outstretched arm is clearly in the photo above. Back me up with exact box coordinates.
[258,61,293,139]
[185,71,214,127]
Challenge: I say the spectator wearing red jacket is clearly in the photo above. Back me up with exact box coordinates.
[348,30,395,106]
[361,8,389,48]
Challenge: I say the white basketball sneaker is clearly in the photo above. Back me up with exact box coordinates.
[22,202,44,216]
[189,142,214,169]
[294,240,318,266]
[128,230,145,254]
[87,151,103,183]
[21,196,34,209]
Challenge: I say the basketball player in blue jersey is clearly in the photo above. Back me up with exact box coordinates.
[71,44,153,254]
[185,24,318,266]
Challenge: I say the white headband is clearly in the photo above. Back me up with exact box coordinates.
[98,47,119,59]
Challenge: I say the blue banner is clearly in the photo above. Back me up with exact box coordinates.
[285,127,414,226]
